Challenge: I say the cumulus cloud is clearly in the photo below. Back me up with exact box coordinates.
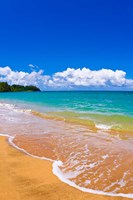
[0,66,133,90]
[48,68,133,89]
[0,66,50,90]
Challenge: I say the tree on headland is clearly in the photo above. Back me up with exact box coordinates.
[0,82,40,92]
[11,84,40,92]
[0,82,11,92]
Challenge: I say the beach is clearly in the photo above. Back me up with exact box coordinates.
[0,92,133,199]
[0,135,129,200]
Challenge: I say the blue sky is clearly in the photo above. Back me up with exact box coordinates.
[0,0,133,90]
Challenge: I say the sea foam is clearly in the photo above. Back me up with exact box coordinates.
[95,124,112,130]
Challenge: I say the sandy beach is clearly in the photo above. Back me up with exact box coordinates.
[0,135,130,200]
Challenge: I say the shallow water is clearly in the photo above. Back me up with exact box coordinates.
[0,91,133,132]
[0,102,133,198]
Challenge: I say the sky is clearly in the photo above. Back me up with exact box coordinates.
[0,0,133,90]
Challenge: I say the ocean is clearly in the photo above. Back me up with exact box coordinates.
[0,91,133,198]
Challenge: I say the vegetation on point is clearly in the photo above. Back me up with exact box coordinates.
[0,82,40,92]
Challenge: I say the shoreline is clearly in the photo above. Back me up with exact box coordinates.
[0,135,130,200]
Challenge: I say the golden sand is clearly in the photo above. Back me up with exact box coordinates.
[0,136,130,200]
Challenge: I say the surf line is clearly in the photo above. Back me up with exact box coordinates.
[0,133,133,199]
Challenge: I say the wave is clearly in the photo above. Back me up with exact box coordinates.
[0,133,133,198]
[0,134,54,162]
[32,110,133,132]
[0,102,32,114]
[1,101,133,134]
[53,160,133,198]
[95,124,112,130]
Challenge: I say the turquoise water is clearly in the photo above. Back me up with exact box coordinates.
[0,91,133,131]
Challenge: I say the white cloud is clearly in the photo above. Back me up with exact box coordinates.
[49,68,132,89]
[0,66,133,90]
[0,66,50,90]
[0,66,12,76]
[28,64,40,71]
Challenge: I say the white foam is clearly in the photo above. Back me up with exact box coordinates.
[95,124,112,130]
[52,159,133,198]
[102,154,109,159]
[0,133,54,162]
[0,133,133,199]
[88,162,97,168]
[0,102,31,115]
[0,133,14,138]
[85,180,91,185]
[0,103,15,109]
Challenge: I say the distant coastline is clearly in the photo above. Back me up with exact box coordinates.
[0,82,40,92]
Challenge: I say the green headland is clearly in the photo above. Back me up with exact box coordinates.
[0,82,40,92]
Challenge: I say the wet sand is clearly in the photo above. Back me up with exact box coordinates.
[0,136,130,200]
